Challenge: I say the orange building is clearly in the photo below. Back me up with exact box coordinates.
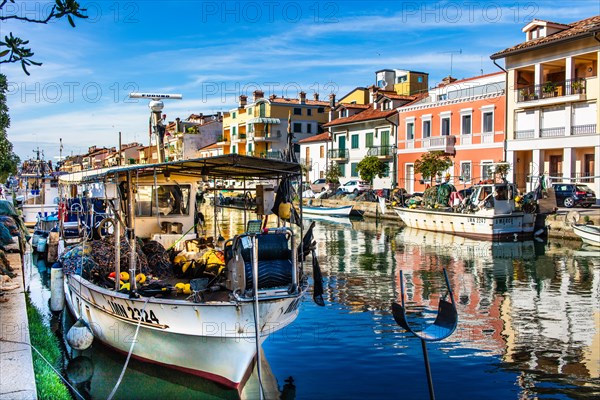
[396,73,506,194]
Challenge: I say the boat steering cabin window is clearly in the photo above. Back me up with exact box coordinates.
[135,184,191,217]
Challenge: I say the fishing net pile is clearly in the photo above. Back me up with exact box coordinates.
[61,237,152,281]
[422,183,456,208]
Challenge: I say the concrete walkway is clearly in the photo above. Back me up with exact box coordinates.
[0,251,37,400]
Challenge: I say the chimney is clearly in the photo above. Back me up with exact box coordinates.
[313,93,319,101]
[369,85,379,109]
[239,95,247,107]
[440,76,457,87]
[175,117,181,133]
[328,93,336,123]
[299,91,306,104]
[269,94,277,101]
[89,146,96,153]
[253,90,264,102]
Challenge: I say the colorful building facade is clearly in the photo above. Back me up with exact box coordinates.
[218,91,331,160]
[396,73,506,194]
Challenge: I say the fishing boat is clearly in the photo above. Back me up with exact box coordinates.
[55,93,320,392]
[303,204,353,217]
[572,224,600,247]
[393,182,536,241]
[15,150,60,227]
[58,155,312,389]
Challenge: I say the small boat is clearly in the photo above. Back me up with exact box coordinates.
[303,204,353,217]
[572,224,600,247]
[393,181,537,241]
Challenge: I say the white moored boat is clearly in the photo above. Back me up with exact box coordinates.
[393,182,537,241]
[572,224,600,247]
[303,204,353,217]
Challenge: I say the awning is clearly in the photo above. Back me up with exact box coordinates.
[247,117,281,124]
[58,154,301,184]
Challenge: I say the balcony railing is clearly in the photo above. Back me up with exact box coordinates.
[515,129,534,139]
[571,124,596,135]
[367,145,394,157]
[328,148,349,160]
[424,135,455,153]
[265,150,284,160]
[540,127,565,137]
[516,78,586,102]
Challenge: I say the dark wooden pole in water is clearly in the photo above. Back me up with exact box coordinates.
[421,340,435,400]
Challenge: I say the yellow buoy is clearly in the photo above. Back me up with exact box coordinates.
[120,272,130,282]
[174,255,187,264]
[279,202,291,219]
[183,283,192,295]
[175,282,185,293]
[135,273,146,284]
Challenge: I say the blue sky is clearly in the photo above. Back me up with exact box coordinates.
[2,0,599,162]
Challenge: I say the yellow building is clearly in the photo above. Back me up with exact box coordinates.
[219,90,331,159]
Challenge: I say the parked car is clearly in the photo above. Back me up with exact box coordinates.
[341,180,370,194]
[310,178,328,192]
[552,183,596,208]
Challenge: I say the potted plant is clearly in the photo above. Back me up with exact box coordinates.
[542,81,556,97]
[519,88,529,101]
[571,79,584,94]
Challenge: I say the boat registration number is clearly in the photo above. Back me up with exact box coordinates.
[468,217,486,224]
[108,300,160,325]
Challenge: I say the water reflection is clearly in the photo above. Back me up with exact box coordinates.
[28,210,599,399]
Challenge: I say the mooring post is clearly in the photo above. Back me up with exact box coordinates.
[421,339,435,400]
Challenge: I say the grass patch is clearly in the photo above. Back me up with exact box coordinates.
[25,294,72,400]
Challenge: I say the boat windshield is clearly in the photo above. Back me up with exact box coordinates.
[135,184,191,216]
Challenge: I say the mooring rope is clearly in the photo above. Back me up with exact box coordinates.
[106,296,150,400]
[0,338,85,400]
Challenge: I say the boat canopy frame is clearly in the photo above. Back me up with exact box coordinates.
[58,154,302,184]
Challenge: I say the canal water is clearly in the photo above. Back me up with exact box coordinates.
[27,208,600,399]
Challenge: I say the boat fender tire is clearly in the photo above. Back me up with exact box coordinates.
[96,217,116,239]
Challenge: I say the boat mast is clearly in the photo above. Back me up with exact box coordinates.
[128,93,183,163]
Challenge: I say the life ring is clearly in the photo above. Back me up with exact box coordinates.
[96,217,116,239]
[70,203,83,214]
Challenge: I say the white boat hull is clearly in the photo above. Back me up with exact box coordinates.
[393,207,536,240]
[64,274,304,388]
[21,203,58,226]
[572,224,600,247]
[303,205,352,217]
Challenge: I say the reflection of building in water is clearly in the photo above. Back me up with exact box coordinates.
[396,227,600,384]
[503,257,599,380]
[311,220,398,312]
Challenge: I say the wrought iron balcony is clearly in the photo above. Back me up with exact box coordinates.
[367,145,395,158]
[328,148,349,160]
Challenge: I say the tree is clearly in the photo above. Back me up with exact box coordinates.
[0,0,87,75]
[356,156,387,186]
[0,74,20,182]
[325,161,341,184]
[414,151,453,186]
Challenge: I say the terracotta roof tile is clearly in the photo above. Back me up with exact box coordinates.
[323,106,396,127]
[491,15,600,59]
[298,132,331,143]
[338,103,370,109]
[269,98,330,106]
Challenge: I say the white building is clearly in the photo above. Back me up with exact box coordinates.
[298,132,331,184]
[491,16,600,198]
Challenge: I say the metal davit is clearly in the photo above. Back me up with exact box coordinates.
[391,268,458,400]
